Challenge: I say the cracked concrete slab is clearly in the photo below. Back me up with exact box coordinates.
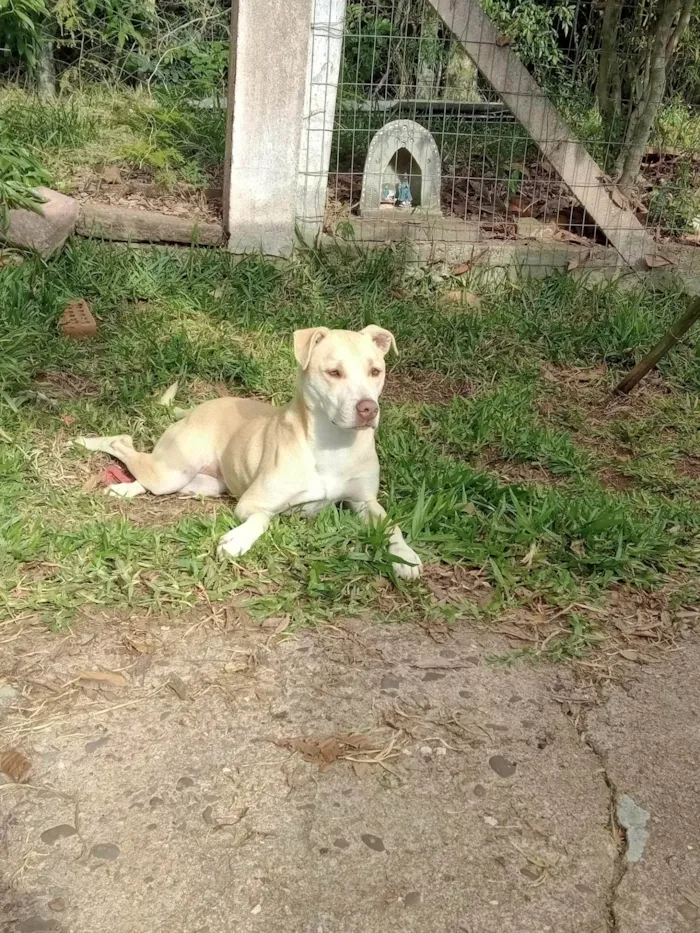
[1,617,616,933]
[587,639,700,932]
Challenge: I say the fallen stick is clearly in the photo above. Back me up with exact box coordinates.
[615,295,700,394]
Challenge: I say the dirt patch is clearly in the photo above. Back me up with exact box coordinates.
[383,371,477,404]
[422,563,493,607]
[477,449,563,487]
[599,467,636,491]
[72,174,223,225]
[103,491,228,526]
[35,370,101,400]
[676,455,700,479]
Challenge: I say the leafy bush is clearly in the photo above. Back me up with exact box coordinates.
[0,141,51,228]
[0,0,47,68]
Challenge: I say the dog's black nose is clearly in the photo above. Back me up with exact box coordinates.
[356,398,378,421]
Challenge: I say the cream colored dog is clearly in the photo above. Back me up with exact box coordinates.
[74,326,422,580]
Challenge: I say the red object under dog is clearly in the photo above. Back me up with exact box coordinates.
[103,464,134,486]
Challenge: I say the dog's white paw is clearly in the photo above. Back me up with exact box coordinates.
[106,481,145,498]
[217,526,256,559]
[390,543,423,580]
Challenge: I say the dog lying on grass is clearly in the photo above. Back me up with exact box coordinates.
[74,326,422,580]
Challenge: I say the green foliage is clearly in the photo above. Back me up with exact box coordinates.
[1,242,700,627]
[0,139,51,228]
[481,0,575,73]
[1,100,96,149]
[342,2,392,92]
[120,95,226,185]
[0,0,47,68]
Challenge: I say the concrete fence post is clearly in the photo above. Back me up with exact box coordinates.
[296,0,347,245]
[223,0,346,256]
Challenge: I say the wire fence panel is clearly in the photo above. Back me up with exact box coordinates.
[315,0,700,271]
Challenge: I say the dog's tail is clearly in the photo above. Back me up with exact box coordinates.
[158,381,188,420]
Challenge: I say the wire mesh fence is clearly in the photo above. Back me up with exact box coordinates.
[2,0,700,268]
[319,0,700,268]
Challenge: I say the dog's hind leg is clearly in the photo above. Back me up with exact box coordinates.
[74,435,194,497]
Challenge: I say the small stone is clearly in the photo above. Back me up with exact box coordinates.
[381,673,401,690]
[423,672,445,682]
[149,796,164,807]
[520,866,541,881]
[100,164,122,185]
[250,904,262,915]
[333,838,350,849]
[176,776,194,790]
[48,899,65,912]
[435,747,447,757]
[361,833,385,852]
[489,755,516,778]
[677,903,700,921]
[473,784,486,797]
[404,891,421,907]
[85,735,109,754]
[41,824,77,845]
[459,690,472,699]
[90,842,120,861]
[0,683,19,707]
[420,746,433,757]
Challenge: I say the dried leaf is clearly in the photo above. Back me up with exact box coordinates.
[261,614,290,634]
[452,260,473,276]
[60,414,76,427]
[352,761,372,780]
[679,889,700,910]
[81,473,102,494]
[213,381,230,397]
[608,186,629,209]
[644,254,674,268]
[158,381,179,407]
[567,250,590,271]
[444,289,480,307]
[167,674,189,699]
[224,659,248,673]
[618,649,640,662]
[496,34,512,46]
[0,747,32,783]
[521,542,538,568]
[276,732,378,771]
[408,658,466,670]
[516,217,558,241]
[79,670,127,687]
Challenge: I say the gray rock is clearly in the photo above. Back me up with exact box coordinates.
[2,188,79,258]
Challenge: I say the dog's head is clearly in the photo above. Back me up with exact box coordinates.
[293,325,397,431]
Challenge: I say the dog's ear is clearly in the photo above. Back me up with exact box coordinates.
[361,325,398,357]
[293,327,330,369]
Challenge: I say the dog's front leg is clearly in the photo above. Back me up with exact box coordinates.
[349,498,423,580]
[217,502,272,560]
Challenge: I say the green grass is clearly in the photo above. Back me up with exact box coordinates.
[1,240,700,636]
[0,88,225,192]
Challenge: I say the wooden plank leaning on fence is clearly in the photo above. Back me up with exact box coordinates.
[426,0,658,269]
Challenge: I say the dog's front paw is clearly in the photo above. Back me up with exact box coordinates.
[217,526,255,559]
[390,543,423,580]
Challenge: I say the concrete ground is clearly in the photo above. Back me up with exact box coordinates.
[1,607,699,933]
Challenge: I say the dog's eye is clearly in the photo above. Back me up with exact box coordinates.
[327,369,342,378]
[370,368,382,378]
